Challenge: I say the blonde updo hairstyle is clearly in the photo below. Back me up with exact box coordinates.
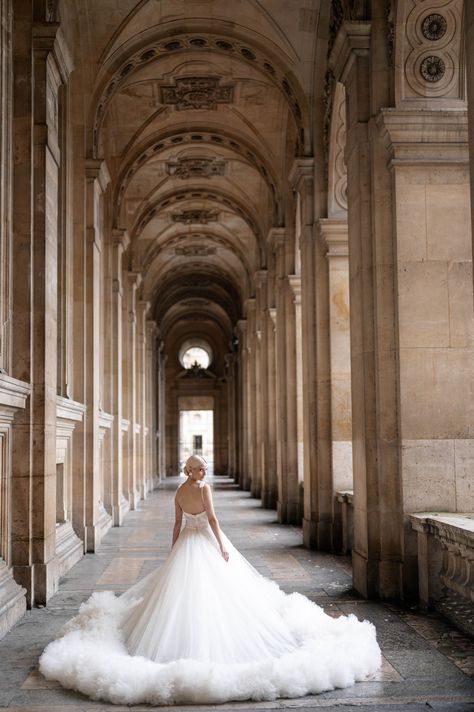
[183,454,207,477]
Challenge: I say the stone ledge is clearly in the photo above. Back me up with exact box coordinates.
[56,395,86,422]
[0,374,31,410]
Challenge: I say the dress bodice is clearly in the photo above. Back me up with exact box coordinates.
[183,510,209,530]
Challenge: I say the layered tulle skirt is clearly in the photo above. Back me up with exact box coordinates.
[39,515,381,705]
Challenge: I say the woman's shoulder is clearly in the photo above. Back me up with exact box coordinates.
[175,480,187,499]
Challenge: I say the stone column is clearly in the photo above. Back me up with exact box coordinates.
[269,229,299,523]
[377,109,474,592]
[136,300,150,499]
[109,229,129,525]
[145,320,158,489]
[83,158,111,551]
[320,219,353,548]
[254,270,269,501]
[0,0,30,626]
[243,300,256,492]
[248,295,262,498]
[224,353,237,478]
[465,1,474,294]
[288,275,304,501]
[123,272,141,506]
[157,342,166,478]
[235,319,247,488]
[263,304,278,508]
[330,23,404,597]
[290,159,334,549]
[11,14,72,604]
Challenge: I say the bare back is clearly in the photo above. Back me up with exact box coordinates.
[176,480,205,514]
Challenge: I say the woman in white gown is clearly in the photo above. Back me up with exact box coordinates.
[39,455,381,706]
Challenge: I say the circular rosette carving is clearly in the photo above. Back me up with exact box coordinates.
[421,13,447,41]
[420,55,446,83]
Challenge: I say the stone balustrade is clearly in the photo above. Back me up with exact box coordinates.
[409,513,474,636]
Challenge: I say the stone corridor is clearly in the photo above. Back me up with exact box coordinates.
[0,478,472,712]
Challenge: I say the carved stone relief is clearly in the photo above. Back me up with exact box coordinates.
[395,0,465,104]
[327,81,348,217]
[171,209,219,224]
[174,244,217,256]
[166,157,226,179]
[160,76,234,110]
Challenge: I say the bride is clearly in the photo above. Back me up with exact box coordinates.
[39,455,381,705]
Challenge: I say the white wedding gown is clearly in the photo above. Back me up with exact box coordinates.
[39,509,381,705]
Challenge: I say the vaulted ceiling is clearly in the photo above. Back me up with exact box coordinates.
[63,0,319,357]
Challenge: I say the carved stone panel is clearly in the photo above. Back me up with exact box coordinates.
[171,209,219,225]
[166,157,226,179]
[395,0,465,105]
[160,76,234,110]
[174,244,217,256]
[328,81,348,217]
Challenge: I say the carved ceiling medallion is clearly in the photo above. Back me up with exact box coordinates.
[160,76,234,110]
[420,55,446,83]
[421,13,447,41]
[166,157,226,179]
[172,209,219,225]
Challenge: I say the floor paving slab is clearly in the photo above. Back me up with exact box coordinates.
[0,476,473,710]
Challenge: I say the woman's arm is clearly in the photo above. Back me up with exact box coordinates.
[202,484,229,561]
[172,497,183,547]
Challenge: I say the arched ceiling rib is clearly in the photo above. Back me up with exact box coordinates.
[91,26,310,156]
[113,127,282,224]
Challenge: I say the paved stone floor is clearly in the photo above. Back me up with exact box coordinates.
[0,477,473,712]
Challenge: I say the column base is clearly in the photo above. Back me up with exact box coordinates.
[303,517,318,548]
[55,521,84,578]
[277,500,299,525]
[0,562,26,640]
[251,483,261,499]
[129,488,141,510]
[352,549,403,599]
[112,496,130,526]
[261,490,277,509]
[85,505,112,552]
[13,559,59,606]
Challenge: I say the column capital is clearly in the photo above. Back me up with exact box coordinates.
[33,23,74,82]
[267,307,277,330]
[317,218,349,257]
[244,298,256,317]
[127,271,142,291]
[137,300,151,315]
[266,227,286,251]
[375,108,469,165]
[287,275,302,305]
[85,158,111,193]
[254,269,268,287]
[112,228,130,253]
[328,21,371,84]
[289,157,314,192]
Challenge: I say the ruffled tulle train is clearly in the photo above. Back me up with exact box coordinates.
[39,512,381,705]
